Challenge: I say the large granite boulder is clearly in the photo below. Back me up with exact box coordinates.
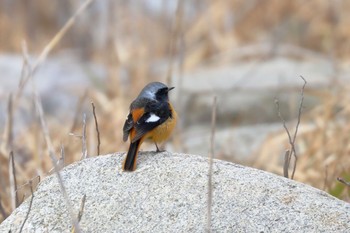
[0,152,349,232]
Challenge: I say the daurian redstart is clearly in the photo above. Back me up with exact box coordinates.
[122,82,177,171]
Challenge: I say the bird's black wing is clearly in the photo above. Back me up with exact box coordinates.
[131,101,171,143]
[122,113,134,142]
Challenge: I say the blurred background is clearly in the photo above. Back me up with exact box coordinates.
[1,0,350,223]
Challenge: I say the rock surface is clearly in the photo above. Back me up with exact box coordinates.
[0,152,349,232]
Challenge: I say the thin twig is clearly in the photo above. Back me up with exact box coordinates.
[3,94,14,151]
[275,76,307,179]
[70,90,88,133]
[166,0,184,85]
[50,151,82,232]
[283,150,290,178]
[27,47,82,233]
[81,114,88,160]
[71,194,86,233]
[9,151,19,210]
[32,82,81,232]
[77,195,86,222]
[337,177,350,187]
[59,144,65,171]
[15,176,41,194]
[14,1,93,230]
[19,181,34,233]
[274,98,294,168]
[207,96,217,233]
[290,76,307,178]
[0,195,7,220]
[91,102,101,155]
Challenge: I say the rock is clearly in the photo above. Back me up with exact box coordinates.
[170,56,340,126]
[0,152,349,232]
[181,123,282,161]
[0,53,107,129]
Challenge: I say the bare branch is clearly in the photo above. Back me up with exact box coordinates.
[275,76,307,179]
[19,181,34,233]
[9,151,18,210]
[91,102,101,155]
[81,114,88,160]
[274,98,294,176]
[290,76,307,178]
[337,177,350,187]
[15,176,40,194]
[207,96,217,233]
[283,150,290,178]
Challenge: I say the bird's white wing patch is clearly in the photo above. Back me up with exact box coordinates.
[146,113,160,123]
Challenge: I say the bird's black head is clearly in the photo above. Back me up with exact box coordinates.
[138,82,174,102]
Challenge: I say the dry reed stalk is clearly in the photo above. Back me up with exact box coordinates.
[15,176,40,195]
[58,144,65,171]
[25,29,84,233]
[70,90,88,133]
[166,0,184,85]
[91,102,101,155]
[71,194,86,233]
[18,0,94,90]
[207,96,217,233]
[19,181,34,233]
[81,113,88,160]
[77,194,86,222]
[283,150,290,178]
[0,195,7,220]
[9,151,18,210]
[12,1,95,226]
[32,76,81,232]
[4,94,13,152]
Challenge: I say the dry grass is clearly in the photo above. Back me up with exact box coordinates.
[1,0,350,224]
[254,87,350,201]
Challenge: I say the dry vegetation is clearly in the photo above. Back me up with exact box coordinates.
[1,0,350,224]
[255,86,350,201]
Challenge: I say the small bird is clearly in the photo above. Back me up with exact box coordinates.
[122,82,177,171]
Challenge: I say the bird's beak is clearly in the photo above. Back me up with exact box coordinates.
[168,87,175,92]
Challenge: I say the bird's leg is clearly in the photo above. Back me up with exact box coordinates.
[155,142,161,152]
[154,142,166,153]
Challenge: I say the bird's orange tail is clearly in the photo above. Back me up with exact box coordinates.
[123,140,141,171]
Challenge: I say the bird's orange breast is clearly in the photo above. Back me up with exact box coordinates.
[146,103,177,143]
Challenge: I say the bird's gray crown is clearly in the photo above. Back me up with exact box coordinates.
[137,82,168,99]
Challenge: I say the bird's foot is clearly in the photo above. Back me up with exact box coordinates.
[154,142,166,153]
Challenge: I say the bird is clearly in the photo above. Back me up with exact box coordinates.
[122,82,177,171]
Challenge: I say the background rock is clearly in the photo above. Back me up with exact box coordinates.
[0,53,106,130]
[0,153,349,232]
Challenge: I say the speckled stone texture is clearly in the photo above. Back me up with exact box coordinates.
[1,152,349,232]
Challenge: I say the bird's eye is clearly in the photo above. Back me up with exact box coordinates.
[158,88,168,94]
